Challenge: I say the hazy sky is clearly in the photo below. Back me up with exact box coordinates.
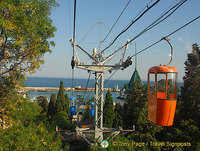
[29,0,200,82]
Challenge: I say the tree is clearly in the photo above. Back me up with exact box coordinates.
[113,103,123,128]
[47,93,56,118]
[36,96,48,113]
[122,78,162,151]
[103,90,115,128]
[0,97,62,150]
[174,43,200,150]
[122,78,146,129]
[51,111,74,130]
[56,81,66,112]
[0,0,58,85]
[65,94,70,116]
[181,43,200,121]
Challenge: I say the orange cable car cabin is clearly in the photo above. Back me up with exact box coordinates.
[148,65,178,126]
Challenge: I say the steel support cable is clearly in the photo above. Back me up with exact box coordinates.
[101,0,132,44]
[72,0,77,95]
[104,70,119,85]
[99,23,101,51]
[125,0,187,46]
[102,22,123,45]
[68,0,72,38]
[78,22,99,43]
[85,87,93,101]
[101,0,185,57]
[101,0,160,54]
[122,0,153,32]
[82,71,92,100]
[78,22,122,45]
[73,0,76,56]
[85,70,119,100]
[85,72,103,103]
[130,16,200,58]
[102,0,153,51]
[99,16,200,86]
[139,0,187,35]
[102,0,187,63]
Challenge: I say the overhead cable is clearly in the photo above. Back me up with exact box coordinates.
[101,0,132,44]
[101,0,160,54]
[82,71,92,100]
[72,0,77,95]
[130,16,200,58]
[126,0,187,47]
[85,70,119,100]
[73,0,76,54]
[104,70,119,85]
[78,22,122,45]
[78,22,99,43]
[103,0,187,62]
[103,16,200,85]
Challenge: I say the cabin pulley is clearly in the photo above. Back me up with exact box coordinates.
[71,56,75,69]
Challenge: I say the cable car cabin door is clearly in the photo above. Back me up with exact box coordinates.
[156,72,177,126]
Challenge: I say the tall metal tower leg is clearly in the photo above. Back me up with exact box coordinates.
[100,73,104,129]
[94,72,103,143]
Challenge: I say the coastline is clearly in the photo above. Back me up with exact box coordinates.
[21,87,120,92]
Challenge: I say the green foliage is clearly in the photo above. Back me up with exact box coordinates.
[180,44,200,121]
[0,0,58,85]
[169,43,200,150]
[65,94,70,116]
[123,79,147,129]
[51,111,75,131]
[11,99,42,125]
[122,77,163,150]
[0,122,62,151]
[47,93,57,118]
[0,97,61,151]
[103,90,115,128]
[83,98,94,120]
[36,96,48,113]
[56,81,66,112]
[68,140,91,151]
[113,103,123,128]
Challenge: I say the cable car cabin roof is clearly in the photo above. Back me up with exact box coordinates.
[148,65,177,73]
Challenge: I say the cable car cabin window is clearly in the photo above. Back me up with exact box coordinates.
[149,73,155,94]
[157,73,167,99]
[167,73,178,100]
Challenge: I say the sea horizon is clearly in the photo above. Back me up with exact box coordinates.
[25,77,183,103]
[25,77,130,89]
[25,77,183,88]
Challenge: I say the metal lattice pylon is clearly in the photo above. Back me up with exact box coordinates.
[70,37,132,144]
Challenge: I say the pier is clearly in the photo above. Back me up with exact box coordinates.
[20,87,120,92]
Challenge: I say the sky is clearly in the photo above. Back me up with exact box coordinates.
[28,0,200,82]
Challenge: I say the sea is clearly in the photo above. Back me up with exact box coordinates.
[25,77,130,104]
[25,77,183,104]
